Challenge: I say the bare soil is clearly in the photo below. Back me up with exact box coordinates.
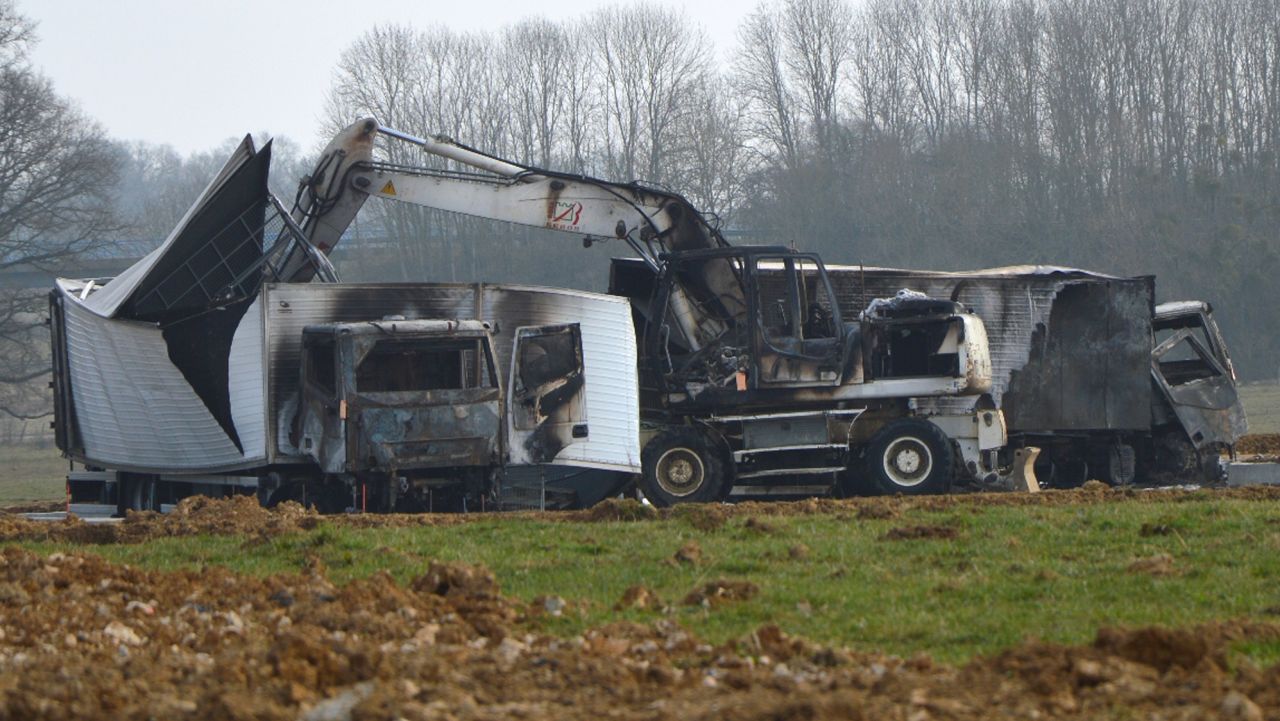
[6,487,1280,546]
[1238,433,1280,459]
[0,544,1278,720]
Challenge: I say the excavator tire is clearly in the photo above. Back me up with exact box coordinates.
[640,427,728,507]
[863,419,955,496]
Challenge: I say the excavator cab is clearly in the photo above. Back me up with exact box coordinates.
[747,251,845,387]
[636,246,849,398]
[619,246,992,411]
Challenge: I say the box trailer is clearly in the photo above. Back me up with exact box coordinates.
[50,280,640,512]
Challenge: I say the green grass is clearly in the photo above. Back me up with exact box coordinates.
[13,496,1280,663]
[0,444,67,504]
[1241,382,1280,434]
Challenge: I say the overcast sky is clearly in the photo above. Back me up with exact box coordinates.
[24,0,751,156]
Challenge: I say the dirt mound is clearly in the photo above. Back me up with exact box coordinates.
[614,585,662,611]
[882,524,960,541]
[682,579,760,607]
[673,540,702,565]
[1238,434,1280,456]
[0,495,321,544]
[4,486,1280,547]
[1,548,1280,720]
[1127,553,1179,576]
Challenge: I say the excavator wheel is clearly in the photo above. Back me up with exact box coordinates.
[863,419,955,496]
[640,427,729,507]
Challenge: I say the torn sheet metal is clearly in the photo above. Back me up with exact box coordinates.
[769,263,1156,433]
[83,137,268,320]
[52,282,266,473]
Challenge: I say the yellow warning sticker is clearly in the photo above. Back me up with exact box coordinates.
[380,180,397,196]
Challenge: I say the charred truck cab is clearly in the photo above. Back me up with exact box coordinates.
[613,246,1016,505]
[294,319,502,511]
[1148,301,1247,481]
[290,317,594,512]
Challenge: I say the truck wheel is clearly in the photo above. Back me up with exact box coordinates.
[864,419,955,495]
[640,427,728,507]
[115,473,155,516]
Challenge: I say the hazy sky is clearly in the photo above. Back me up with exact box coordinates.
[25,0,751,156]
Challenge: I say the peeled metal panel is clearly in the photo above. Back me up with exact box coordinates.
[83,137,258,319]
[263,283,640,472]
[60,286,264,472]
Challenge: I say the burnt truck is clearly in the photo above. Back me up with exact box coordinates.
[779,264,1246,485]
[274,118,1031,503]
[49,136,640,512]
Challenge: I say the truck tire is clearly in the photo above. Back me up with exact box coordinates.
[640,427,728,507]
[863,419,954,495]
[115,473,155,517]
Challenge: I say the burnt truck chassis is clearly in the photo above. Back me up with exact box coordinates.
[798,266,1246,486]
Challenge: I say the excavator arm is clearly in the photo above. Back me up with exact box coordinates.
[287,119,719,273]
[282,117,747,350]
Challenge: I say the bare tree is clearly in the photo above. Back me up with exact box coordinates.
[0,0,32,62]
[0,1,120,421]
[590,3,713,183]
[503,19,574,167]
[781,0,854,147]
[734,4,801,169]
[670,77,754,223]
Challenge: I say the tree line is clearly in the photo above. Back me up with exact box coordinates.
[320,0,1280,381]
[3,0,1280,430]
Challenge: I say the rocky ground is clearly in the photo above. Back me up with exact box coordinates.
[0,540,1278,721]
[0,489,1279,719]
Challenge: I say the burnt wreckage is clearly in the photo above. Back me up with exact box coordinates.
[777,264,1245,485]
[49,118,1030,511]
[50,136,641,512]
[276,118,1027,502]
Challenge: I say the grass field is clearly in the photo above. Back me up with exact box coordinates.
[0,443,66,503]
[1241,381,1280,434]
[15,494,1280,664]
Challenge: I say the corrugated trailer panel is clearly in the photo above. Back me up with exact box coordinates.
[59,284,266,472]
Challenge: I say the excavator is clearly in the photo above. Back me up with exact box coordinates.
[281,118,1032,505]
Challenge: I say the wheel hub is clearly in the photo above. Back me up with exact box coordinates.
[893,448,922,474]
[668,459,695,484]
[882,437,933,487]
[655,447,705,497]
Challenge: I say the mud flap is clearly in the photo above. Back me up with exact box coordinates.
[507,324,589,465]
[1010,447,1041,492]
